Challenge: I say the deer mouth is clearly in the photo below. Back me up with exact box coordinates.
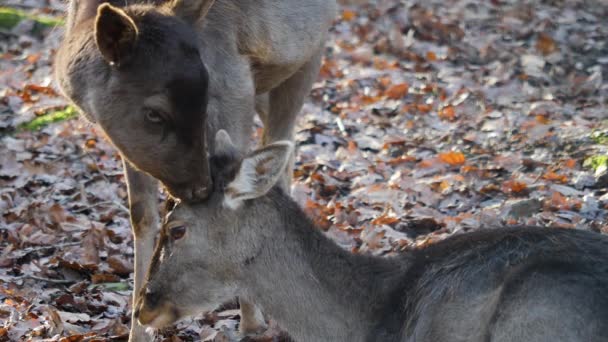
[165,179,212,202]
[136,300,180,329]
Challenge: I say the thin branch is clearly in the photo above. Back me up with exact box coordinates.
[11,274,78,285]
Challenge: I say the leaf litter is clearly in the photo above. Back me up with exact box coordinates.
[1,0,608,340]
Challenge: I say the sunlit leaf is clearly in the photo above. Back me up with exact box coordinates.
[438,151,465,166]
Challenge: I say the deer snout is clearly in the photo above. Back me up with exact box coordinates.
[166,178,212,202]
[135,289,179,328]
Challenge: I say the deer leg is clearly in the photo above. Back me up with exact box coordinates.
[124,161,159,342]
[238,297,268,335]
[263,48,324,191]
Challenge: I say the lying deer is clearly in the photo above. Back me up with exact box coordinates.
[54,0,335,339]
[135,130,608,342]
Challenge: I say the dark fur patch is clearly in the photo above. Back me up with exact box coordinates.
[116,7,209,146]
[167,65,208,146]
[209,154,240,193]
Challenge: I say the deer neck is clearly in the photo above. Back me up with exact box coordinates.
[242,196,409,342]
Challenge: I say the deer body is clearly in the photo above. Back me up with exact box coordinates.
[55,0,335,339]
[243,209,608,342]
[137,132,608,341]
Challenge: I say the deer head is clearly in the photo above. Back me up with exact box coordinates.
[135,130,293,328]
[56,0,216,201]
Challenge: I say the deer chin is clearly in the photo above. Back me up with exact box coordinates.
[165,180,212,203]
[137,301,180,329]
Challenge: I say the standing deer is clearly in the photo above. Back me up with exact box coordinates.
[54,0,336,340]
[136,130,608,342]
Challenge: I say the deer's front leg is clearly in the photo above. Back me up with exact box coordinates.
[124,161,159,342]
[263,48,324,191]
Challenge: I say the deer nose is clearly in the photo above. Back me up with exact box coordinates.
[192,185,210,201]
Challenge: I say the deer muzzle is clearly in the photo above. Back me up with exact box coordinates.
[166,177,212,202]
[135,296,179,329]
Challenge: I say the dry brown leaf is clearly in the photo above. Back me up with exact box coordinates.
[371,215,400,226]
[502,180,528,195]
[385,83,409,99]
[536,33,557,55]
[542,171,568,183]
[438,105,456,120]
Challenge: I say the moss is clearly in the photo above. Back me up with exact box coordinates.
[591,131,608,145]
[583,155,608,173]
[0,7,64,30]
[17,106,78,132]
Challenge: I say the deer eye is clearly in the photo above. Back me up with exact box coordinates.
[170,225,186,240]
[145,109,165,124]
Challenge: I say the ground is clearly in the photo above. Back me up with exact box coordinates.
[1,0,607,341]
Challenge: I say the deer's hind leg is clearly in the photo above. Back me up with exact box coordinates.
[262,48,324,191]
[124,161,160,342]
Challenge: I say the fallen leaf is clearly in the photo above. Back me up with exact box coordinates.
[438,151,465,166]
[536,33,557,55]
[385,83,409,99]
[342,10,356,21]
[502,180,528,195]
[438,105,456,120]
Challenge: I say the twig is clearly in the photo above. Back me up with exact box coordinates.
[12,274,77,285]
[22,241,80,252]
[72,200,128,214]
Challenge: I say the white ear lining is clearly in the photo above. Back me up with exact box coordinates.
[222,141,293,210]
[222,157,258,210]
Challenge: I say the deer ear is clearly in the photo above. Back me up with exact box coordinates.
[171,0,215,24]
[94,3,138,66]
[223,141,293,209]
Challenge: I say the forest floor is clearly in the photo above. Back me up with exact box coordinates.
[1,0,607,341]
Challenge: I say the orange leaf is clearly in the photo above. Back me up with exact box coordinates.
[426,51,437,61]
[535,115,550,124]
[311,172,325,183]
[342,10,356,21]
[347,140,358,152]
[438,105,456,121]
[418,159,435,168]
[385,83,409,99]
[359,94,382,105]
[378,76,392,88]
[542,171,568,183]
[502,180,528,194]
[564,159,577,169]
[462,165,478,173]
[417,104,432,113]
[387,155,417,166]
[26,53,41,64]
[536,33,557,55]
[438,151,466,166]
[550,191,569,210]
[319,59,343,79]
[85,139,97,149]
[371,215,400,226]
